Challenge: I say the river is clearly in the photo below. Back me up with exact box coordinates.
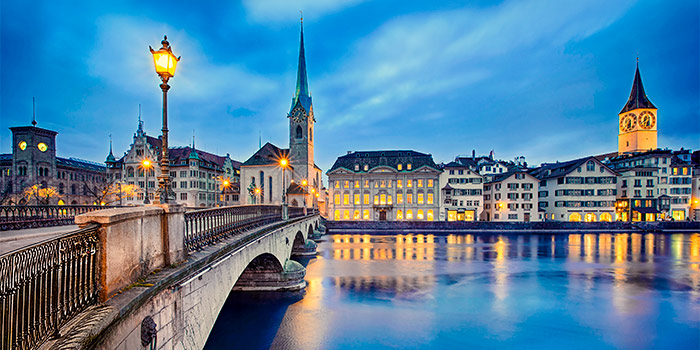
[204,232,700,349]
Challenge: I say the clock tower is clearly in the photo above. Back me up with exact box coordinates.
[288,17,315,182]
[618,62,657,154]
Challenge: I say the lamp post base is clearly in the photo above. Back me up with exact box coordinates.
[282,203,288,221]
[155,185,176,204]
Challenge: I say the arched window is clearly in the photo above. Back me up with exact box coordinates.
[127,167,134,177]
[569,213,582,222]
[586,160,595,172]
[296,125,303,139]
[291,199,298,206]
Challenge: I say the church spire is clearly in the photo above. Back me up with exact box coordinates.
[106,134,116,163]
[290,14,312,113]
[620,60,656,114]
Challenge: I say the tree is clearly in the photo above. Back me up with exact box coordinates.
[23,184,60,205]
[83,177,137,205]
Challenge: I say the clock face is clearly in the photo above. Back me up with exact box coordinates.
[38,142,48,152]
[290,106,306,123]
[619,113,636,133]
[638,111,656,130]
[18,141,27,151]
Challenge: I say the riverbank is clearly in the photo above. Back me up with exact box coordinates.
[327,220,699,233]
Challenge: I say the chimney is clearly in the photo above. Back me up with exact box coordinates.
[347,151,352,155]
[472,149,475,160]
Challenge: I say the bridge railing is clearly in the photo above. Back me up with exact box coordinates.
[0,205,122,231]
[0,223,100,350]
[184,205,317,251]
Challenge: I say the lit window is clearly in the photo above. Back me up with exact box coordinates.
[427,210,434,221]
[397,180,403,188]
[388,195,393,205]
[397,210,403,220]
[407,180,413,187]
[343,210,350,220]
[364,180,369,188]
[417,193,424,204]
[388,180,392,187]
[334,194,340,204]
[354,210,361,220]
[407,164,412,170]
[427,179,433,187]
[398,164,403,171]
[374,195,379,205]
[335,181,339,188]
[364,164,369,171]
[334,210,340,220]
[417,179,423,187]
[354,194,360,205]
[407,193,413,204]
[344,181,349,188]
[406,210,413,220]
[417,210,424,220]
[397,193,403,204]
[381,180,386,188]
[427,193,434,204]
[380,194,386,205]
[363,210,370,220]
[363,194,370,205]
[343,194,349,205]
[355,180,360,188]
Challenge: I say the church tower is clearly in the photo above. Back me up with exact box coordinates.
[288,16,315,182]
[618,61,657,154]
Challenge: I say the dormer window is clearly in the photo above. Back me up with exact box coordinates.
[354,164,359,171]
[364,164,369,171]
[398,164,403,171]
[407,163,412,170]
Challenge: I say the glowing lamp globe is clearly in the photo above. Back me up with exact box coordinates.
[149,36,180,78]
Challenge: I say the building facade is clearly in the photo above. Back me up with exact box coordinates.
[481,170,539,222]
[240,19,323,209]
[107,120,240,208]
[531,157,617,222]
[439,161,484,221]
[327,150,441,221]
[1,123,107,205]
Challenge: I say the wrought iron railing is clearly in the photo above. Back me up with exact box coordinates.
[0,205,122,231]
[184,205,317,251]
[0,224,100,350]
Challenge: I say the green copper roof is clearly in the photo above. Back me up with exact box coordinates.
[105,139,116,163]
[290,20,312,114]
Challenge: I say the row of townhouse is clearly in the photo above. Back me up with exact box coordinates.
[327,150,697,222]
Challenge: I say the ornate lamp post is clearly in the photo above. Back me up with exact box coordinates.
[141,159,153,204]
[221,178,231,207]
[301,179,308,208]
[279,158,289,220]
[149,35,180,204]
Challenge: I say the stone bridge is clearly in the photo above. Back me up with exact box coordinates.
[17,204,323,350]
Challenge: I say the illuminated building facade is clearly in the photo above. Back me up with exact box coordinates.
[107,120,240,208]
[1,123,107,205]
[531,157,617,222]
[481,170,540,222]
[327,150,441,221]
[439,161,484,221]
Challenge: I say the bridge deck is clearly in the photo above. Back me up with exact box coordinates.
[0,225,79,254]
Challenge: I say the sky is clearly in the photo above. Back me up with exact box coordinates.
[1,0,698,175]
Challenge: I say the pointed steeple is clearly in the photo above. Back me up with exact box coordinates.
[620,60,656,114]
[106,134,116,163]
[290,15,312,113]
[136,104,145,137]
[189,131,199,160]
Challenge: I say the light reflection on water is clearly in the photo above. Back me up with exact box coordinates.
[205,233,700,350]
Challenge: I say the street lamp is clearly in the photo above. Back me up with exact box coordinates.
[279,157,289,220]
[301,179,308,209]
[254,187,261,204]
[149,35,180,204]
[221,178,231,207]
[141,159,153,204]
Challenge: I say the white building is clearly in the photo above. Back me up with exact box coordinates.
[531,157,617,222]
[438,161,484,221]
[481,170,539,222]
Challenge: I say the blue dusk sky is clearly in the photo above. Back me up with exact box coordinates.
[1,0,698,173]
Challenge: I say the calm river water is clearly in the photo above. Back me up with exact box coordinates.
[204,232,700,349]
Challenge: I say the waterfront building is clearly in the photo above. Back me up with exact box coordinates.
[0,122,107,205]
[530,157,617,222]
[618,62,658,154]
[107,120,240,207]
[480,169,540,222]
[691,150,700,220]
[601,149,693,221]
[327,150,441,221]
[240,19,323,208]
[438,161,484,221]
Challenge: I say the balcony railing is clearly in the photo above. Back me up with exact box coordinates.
[0,224,100,350]
[183,205,317,251]
[0,205,122,231]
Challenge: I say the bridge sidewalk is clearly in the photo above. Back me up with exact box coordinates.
[0,225,79,254]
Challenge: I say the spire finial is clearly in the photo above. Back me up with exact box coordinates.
[32,97,37,126]
[300,10,303,23]
[192,129,196,149]
[109,134,113,151]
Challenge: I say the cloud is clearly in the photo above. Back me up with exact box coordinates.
[242,0,366,23]
[315,0,633,129]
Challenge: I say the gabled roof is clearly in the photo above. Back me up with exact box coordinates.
[327,150,440,174]
[57,157,105,172]
[486,169,535,184]
[529,156,615,179]
[241,142,290,167]
[169,146,238,168]
[620,63,656,114]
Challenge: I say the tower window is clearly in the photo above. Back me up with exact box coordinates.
[296,125,303,139]
[309,128,312,141]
